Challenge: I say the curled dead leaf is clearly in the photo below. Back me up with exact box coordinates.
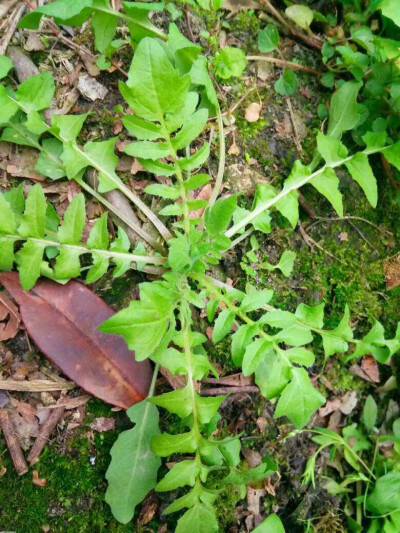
[0,291,20,341]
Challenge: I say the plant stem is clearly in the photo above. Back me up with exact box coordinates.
[208,108,226,208]
[225,145,388,238]
[4,234,166,266]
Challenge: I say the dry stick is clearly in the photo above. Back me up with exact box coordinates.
[0,3,26,55]
[27,406,65,465]
[259,0,323,50]
[246,55,321,76]
[0,379,74,392]
[381,153,400,192]
[0,0,20,19]
[0,408,28,475]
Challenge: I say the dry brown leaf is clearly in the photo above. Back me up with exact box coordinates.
[384,251,400,290]
[223,0,260,15]
[245,102,262,123]
[361,355,380,383]
[32,470,47,487]
[318,398,342,418]
[0,291,20,340]
[137,492,158,526]
[339,232,348,242]
[90,417,115,432]
[241,447,261,468]
[340,391,358,415]
[189,183,212,218]
[0,142,43,181]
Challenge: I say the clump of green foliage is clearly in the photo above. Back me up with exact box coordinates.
[0,0,400,531]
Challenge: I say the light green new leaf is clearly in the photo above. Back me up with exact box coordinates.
[18,184,46,238]
[295,302,324,329]
[254,350,291,399]
[275,190,299,228]
[379,0,400,27]
[0,55,13,80]
[316,133,348,164]
[156,460,200,492]
[84,138,122,193]
[382,141,400,171]
[35,138,66,179]
[51,113,88,142]
[243,338,271,376]
[178,143,210,171]
[0,237,16,271]
[54,247,82,278]
[262,250,296,277]
[285,5,313,30]
[231,324,257,366]
[214,46,247,80]
[195,394,225,424]
[124,38,190,122]
[168,233,191,271]
[0,195,17,234]
[212,309,235,343]
[149,387,192,419]
[366,471,400,516]
[311,167,343,216]
[176,503,219,533]
[327,81,362,139]
[172,109,208,151]
[105,400,161,524]
[125,140,170,160]
[86,253,109,284]
[241,289,274,312]
[205,194,237,235]
[15,240,46,290]
[58,193,85,244]
[363,395,378,430]
[151,430,197,456]
[259,310,296,328]
[87,213,109,249]
[321,305,353,358]
[274,367,325,428]
[16,72,55,112]
[110,227,131,277]
[275,324,313,346]
[122,115,163,141]
[258,24,279,53]
[345,152,377,207]
[145,184,180,200]
[285,347,315,367]
[253,513,285,533]
[122,1,166,42]
[92,2,118,53]
[274,70,298,96]
[99,284,176,359]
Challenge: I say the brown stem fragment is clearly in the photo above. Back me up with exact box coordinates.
[0,408,28,476]
[200,386,259,396]
[27,406,65,465]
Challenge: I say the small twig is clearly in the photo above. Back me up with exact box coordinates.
[259,0,323,50]
[0,379,74,391]
[0,0,20,20]
[204,374,253,387]
[346,220,377,252]
[299,222,344,263]
[307,216,393,237]
[286,96,302,153]
[247,56,321,76]
[380,153,400,192]
[200,385,259,396]
[27,407,65,465]
[0,3,26,55]
[0,408,28,475]
[184,4,196,43]
[298,192,316,218]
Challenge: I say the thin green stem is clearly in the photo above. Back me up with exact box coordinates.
[4,234,166,266]
[225,145,389,239]
[208,108,225,208]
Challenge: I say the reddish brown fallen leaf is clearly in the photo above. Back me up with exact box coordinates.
[32,470,47,486]
[0,273,152,409]
[0,291,20,340]
[361,355,380,383]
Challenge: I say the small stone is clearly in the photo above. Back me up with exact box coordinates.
[77,73,108,101]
